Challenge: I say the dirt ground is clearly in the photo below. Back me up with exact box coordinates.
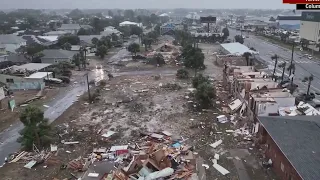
[0,42,279,180]
[0,88,60,132]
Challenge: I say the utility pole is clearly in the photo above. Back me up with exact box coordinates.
[281,62,286,82]
[289,43,294,76]
[85,73,91,103]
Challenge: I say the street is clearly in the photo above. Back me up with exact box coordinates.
[229,29,320,96]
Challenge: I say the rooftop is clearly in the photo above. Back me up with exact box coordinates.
[10,63,52,71]
[44,31,69,36]
[277,15,301,21]
[42,49,77,59]
[25,72,52,79]
[220,42,257,56]
[58,24,81,30]
[258,116,320,180]
[0,34,26,44]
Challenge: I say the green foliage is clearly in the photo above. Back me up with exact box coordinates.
[130,26,143,36]
[18,106,53,150]
[95,45,108,59]
[234,35,244,44]
[192,74,210,88]
[16,44,45,62]
[98,36,112,48]
[176,68,189,79]
[195,82,216,109]
[73,53,81,69]
[222,28,229,39]
[111,33,119,42]
[92,37,99,45]
[61,42,72,50]
[183,47,205,74]
[128,43,140,57]
[58,35,80,46]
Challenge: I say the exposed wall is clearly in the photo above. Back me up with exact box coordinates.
[255,102,279,116]
[259,127,302,180]
[9,81,44,90]
[300,21,320,42]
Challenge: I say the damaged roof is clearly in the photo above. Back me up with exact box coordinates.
[258,116,320,180]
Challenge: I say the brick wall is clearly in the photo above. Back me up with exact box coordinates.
[260,127,302,180]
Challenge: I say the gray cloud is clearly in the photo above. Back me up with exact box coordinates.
[0,0,294,9]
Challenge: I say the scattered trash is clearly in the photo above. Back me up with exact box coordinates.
[217,115,228,123]
[24,160,37,169]
[213,163,230,175]
[202,164,209,169]
[88,173,99,177]
[210,140,223,148]
[50,144,58,152]
[43,105,50,108]
[101,131,116,138]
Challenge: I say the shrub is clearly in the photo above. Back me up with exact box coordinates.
[176,69,189,79]
[192,74,210,88]
[195,82,216,108]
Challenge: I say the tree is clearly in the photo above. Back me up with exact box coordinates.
[234,35,244,44]
[287,63,296,86]
[58,35,80,46]
[195,82,216,109]
[91,17,103,33]
[16,45,45,63]
[271,54,279,81]
[192,74,210,88]
[95,45,108,59]
[278,62,286,82]
[61,42,72,50]
[183,47,205,75]
[111,33,119,42]
[124,9,135,21]
[108,10,114,17]
[72,53,81,70]
[79,47,87,69]
[77,28,90,35]
[304,74,314,98]
[92,37,99,46]
[222,27,229,40]
[128,43,140,59]
[18,106,53,150]
[242,52,252,66]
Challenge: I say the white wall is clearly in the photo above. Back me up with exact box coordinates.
[256,102,279,116]
[300,21,320,42]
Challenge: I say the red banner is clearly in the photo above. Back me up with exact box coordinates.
[284,0,320,4]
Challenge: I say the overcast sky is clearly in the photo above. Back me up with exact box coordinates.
[0,0,294,9]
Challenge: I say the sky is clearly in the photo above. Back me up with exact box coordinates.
[0,0,294,9]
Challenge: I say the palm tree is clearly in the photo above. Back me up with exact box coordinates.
[278,62,286,82]
[287,63,296,86]
[242,52,252,66]
[271,54,279,81]
[304,74,314,98]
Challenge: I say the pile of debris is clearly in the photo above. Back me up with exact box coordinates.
[82,131,198,179]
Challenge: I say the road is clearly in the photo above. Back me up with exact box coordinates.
[229,29,320,96]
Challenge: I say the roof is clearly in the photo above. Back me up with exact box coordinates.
[159,13,169,17]
[79,35,102,45]
[71,45,81,51]
[119,21,139,26]
[42,49,77,59]
[58,24,81,30]
[277,15,301,21]
[7,54,28,63]
[258,116,320,180]
[44,31,68,36]
[37,36,58,42]
[25,72,52,79]
[220,42,257,55]
[13,63,52,71]
[0,34,26,44]
[80,24,93,29]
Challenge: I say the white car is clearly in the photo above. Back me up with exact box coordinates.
[308,55,313,60]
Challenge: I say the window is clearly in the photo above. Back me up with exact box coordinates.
[281,162,284,172]
[6,79,14,83]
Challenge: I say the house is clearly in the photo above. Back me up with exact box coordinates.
[276,15,301,30]
[100,26,122,38]
[58,24,81,34]
[257,116,320,180]
[0,44,8,62]
[160,23,183,35]
[0,34,26,53]
[41,49,78,64]
[44,31,69,36]
[0,63,52,90]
